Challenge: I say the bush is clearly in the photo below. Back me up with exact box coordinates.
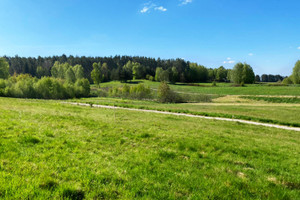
[157,82,183,103]
[35,77,66,99]
[108,84,153,100]
[75,79,90,97]
[0,75,90,99]
[282,76,293,85]
[0,79,6,96]
[129,84,152,99]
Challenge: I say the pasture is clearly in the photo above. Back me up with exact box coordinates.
[97,80,300,96]
[0,95,300,199]
[1,82,300,199]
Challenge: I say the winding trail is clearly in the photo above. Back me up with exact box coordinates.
[68,102,300,132]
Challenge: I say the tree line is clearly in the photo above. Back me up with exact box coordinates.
[2,55,258,84]
[3,54,295,85]
[0,58,90,99]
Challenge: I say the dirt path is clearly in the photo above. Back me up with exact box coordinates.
[68,102,300,132]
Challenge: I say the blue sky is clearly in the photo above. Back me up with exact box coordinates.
[1,0,300,75]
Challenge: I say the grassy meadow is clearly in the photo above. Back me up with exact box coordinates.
[97,80,300,96]
[0,97,300,199]
[1,81,300,199]
[71,96,300,127]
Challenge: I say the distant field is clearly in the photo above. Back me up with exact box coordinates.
[72,97,300,127]
[97,80,300,96]
[0,97,299,199]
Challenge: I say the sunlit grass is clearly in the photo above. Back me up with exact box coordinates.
[0,97,299,199]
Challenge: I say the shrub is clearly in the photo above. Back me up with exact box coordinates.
[108,84,153,100]
[74,78,91,97]
[0,75,90,99]
[0,79,6,96]
[129,84,151,99]
[35,77,66,99]
[157,82,182,103]
[282,76,293,85]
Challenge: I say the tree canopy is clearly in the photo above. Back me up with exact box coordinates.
[231,63,255,84]
[292,60,300,84]
[0,58,9,79]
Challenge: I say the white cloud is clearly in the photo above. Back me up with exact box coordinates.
[297,47,300,50]
[223,60,235,64]
[140,6,150,13]
[248,53,254,56]
[140,2,167,13]
[180,0,193,5]
[223,57,235,64]
[155,6,167,12]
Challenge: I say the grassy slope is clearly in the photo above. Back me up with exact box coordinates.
[0,97,299,199]
[98,80,300,96]
[72,97,300,126]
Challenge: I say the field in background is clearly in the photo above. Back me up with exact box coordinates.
[71,96,300,127]
[96,80,300,96]
[0,97,299,199]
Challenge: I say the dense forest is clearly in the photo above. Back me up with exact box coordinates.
[2,55,285,84]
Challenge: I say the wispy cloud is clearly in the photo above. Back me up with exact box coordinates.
[140,2,167,13]
[180,0,193,5]
[248,53,254,56]
[224,60,235,64]
[155,6,167,12]
[140,7,150,13]
[297,47,300,50]
[140,2,156,13]
[223,57,235,64]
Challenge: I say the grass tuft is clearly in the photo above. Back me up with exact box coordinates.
[62,188,85,200]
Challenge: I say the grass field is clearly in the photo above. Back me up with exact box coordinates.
[97,80,300,96]
[0,97,299,199]
[71,96,300,127]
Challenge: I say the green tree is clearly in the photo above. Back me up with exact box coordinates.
[255,75,261,83]
[157,82,173,103]
[170,67,178,84]
[120,61,133,82]
[282,76,293,84]
[36,66,48,78]
[231,63,244,84]
[73,64,84,80]
[101,63,109,82]
[51,62,70,79]
[91,62,102,86]
[75,78,90,97]
[231,63,255,84]
[0,57,10,79]
[189,63,208,82]
[292,60,300,84]
[132,62,145,80]
[208,68,217,81]
[155,67,163,81]
[242,63,255,84]
[65,67,76,83]
[216,66,227,82]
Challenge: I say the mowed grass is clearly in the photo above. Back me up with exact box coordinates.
[0,97,299,199]
[98,80,300,96]
[72,97,300,126]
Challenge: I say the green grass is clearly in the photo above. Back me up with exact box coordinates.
[0,97,299,199]
[71,97,300,127]
[97,80,300,96]
[242,96,300,104]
